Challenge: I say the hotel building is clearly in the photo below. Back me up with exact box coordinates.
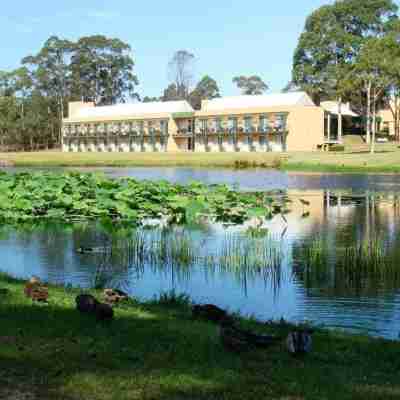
[62,92,328,153]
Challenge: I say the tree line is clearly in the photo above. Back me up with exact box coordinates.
[0,40,268,151]
[292,0,400,150]
[4,0,398,152]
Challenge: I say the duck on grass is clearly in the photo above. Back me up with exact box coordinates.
[1,273,400,400]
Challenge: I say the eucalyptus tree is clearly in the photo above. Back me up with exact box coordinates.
[22,36,74,120]
[189,75,220,110]
[354,37,394,151]
[161,83,181,101]
[232,75,268,95]
[167,50,195,100]
[293,0,398,142]
[70,35,139,105]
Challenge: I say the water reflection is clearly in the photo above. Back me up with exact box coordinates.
[1,190,400,339]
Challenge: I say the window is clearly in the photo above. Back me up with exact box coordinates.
[200,119,207,133]
[187,120,193,133]
[259,115,270,132]
[215,118,222,132]
[244,116,253,133]
[160,120,168,135]
[228,117,238,133]
[148,120,154,133]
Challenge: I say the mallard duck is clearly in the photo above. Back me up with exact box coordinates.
[286,330,313,355]
[219,319,252,353]
[95,303,114,321]
[192,304,232,323]
[104,288,128,304]
[76,247,108,254]
[30,286,49,302]
[230,325,281,348]
[24,276,41,298]
[75,294,99,314]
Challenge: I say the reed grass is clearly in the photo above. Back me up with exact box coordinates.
[93,229,285,293]
[297,236,400,292]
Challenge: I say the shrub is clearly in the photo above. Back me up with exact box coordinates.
[329,145,345,152]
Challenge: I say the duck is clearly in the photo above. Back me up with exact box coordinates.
[30,286,49,302]
[192,304,233,324]
[230,325,281,348]
[286,330,313,355]
[104,288,128,303]
[76,247,108,254]
[95,303,114,321]
[75,294,99,314]
[24,276,41,298]
[219,319,252,353]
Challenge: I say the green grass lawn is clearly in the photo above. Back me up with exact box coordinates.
[0,144,400,172]
[1,273,400,400]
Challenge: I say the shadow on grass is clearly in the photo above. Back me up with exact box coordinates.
[1,288,400,400]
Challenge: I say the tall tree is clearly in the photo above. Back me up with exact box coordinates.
[70,35,139,105]
[232,75,268,95]
[161,83,180,102]
[189,75,220,109]
[292,0,398,142]
[22,36,74,119]
[354,37,393,151]
[167,50,195,100]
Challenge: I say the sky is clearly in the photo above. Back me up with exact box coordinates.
[0,0,340,99]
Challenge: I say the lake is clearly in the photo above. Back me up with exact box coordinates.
[1,167,400,340]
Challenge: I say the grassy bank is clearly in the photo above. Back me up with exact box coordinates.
[0,151,284,169]
[1,273,400,400]
[1,146,400,173]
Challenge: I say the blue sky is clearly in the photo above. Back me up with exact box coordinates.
[1,0,338,98]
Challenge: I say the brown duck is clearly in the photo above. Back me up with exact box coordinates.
[219,320,281,352]
[192,304,233,323]
[104,288,128,304]
[24,277,48,302]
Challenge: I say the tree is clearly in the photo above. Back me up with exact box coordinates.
[232,75,268,95]
[189,75,220,109]
[167,50,195,100]
[354,37,393,152]
[282,81,301,93]
[142,96,160,103]
[22,36,74,119]
[70,35,139,105]
[161,83,181,102]
[293,0,398,142]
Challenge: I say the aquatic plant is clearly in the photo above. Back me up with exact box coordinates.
[0,171,288,226]
[92,228,285,294]
[296,236,400,293]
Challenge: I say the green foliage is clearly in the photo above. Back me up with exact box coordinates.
[329,144,345,152]
[292,0,398,103]
[189,75,220,110]
[0,172,288,225]
[232,75,269,95]
[0,34,139,151]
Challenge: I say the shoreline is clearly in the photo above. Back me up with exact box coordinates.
[0,150,400,174]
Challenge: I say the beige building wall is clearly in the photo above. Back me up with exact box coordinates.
[286,106,325,151]
[62,101,325,153]
[379,108,396,136]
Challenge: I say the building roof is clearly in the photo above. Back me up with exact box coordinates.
[321,101,359,117]
[201,92,315,111]
[73,100,194,119]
